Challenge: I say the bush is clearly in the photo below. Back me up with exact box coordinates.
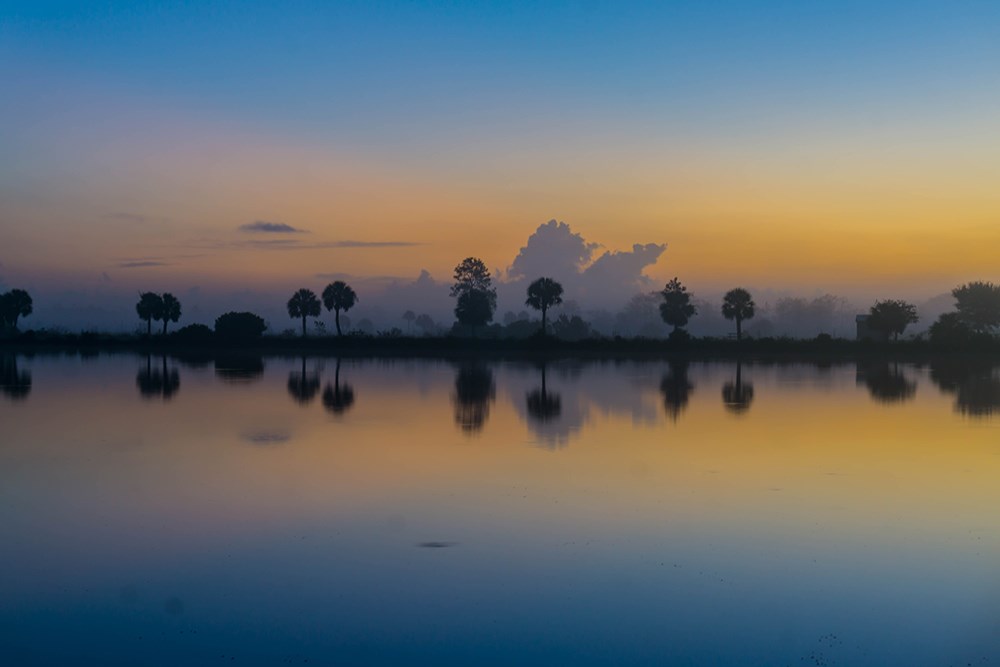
[215,312,267,340]
[173,323,214,342]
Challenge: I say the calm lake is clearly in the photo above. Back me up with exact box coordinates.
[1,353,998,666]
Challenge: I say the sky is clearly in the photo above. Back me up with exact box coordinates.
[2,0,999,330]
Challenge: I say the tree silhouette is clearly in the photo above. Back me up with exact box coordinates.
[930,359,1000,418]
[525,277,564,334]
[721,288,755,341]
[722,362,754,414]
[526,362,561,423]
[322,359,355,415]
[160,293,182,335]
[287,356,320,405]
[402,310,416,334]
[0,354,31,401]
[322,281,358,336]
[952,281,1000,334]
[660,359,694,421]
[857,361,916,403]
[868,300,918,341]
[451,257,497,333]
[136,292,164,337]
[215,312,267,339]
[214,354,265,383]
[659,278,696,334]
[1,289,33,330]
[452,364,495,434]
[415,313,435,335]
[287,288,321,337]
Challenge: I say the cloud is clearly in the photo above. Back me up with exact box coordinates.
[239,221,307,234]
[118,261,169,268]
[508,219,599,283]
[105,212,169,224]
[243,239,421,250]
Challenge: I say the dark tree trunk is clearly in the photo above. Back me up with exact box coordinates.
[335,309,342,336]
[163,319,168,335]
[147,319,152,337]
[302,315,307,337]
[541,306,547,334]
[736,317,742,341]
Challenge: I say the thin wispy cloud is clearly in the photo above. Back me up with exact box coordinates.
[105,212,169,224]
[118,260,169,268]
[239,221,307,234]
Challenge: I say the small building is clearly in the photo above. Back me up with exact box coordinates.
[856,314,888,342]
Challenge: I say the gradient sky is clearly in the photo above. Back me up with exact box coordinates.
[2,1,999,315]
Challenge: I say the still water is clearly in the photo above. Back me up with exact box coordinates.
[1,353,998,666]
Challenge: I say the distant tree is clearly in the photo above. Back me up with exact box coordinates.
[415,313,435,334]
[525,277,564,334]
[551,314,592,341]
[215,311,267,340]
[952,281,1000,334]
[451,257,497,333]
[402,310,416,333]
[321,281,358,336]
[0,289,33,330]
[867,299,918,341]
[136,292,164,337]
[659,278,696,334]
[160,293,182,335]
[929,312,974,346]
[287,288,321,337]
[721,288,755,341]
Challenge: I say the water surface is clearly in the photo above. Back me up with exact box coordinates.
[2,353,998,665]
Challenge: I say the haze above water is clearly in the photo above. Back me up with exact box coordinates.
[1,354,999,666]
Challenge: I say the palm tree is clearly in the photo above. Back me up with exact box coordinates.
[160,293,182,335]
[136,292,164,337]
[721,288,755,341]
[287,288,321,337]
[525,277,564,334]
[322,281,358,336]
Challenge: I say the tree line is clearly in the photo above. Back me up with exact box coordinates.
[2,268,999,344]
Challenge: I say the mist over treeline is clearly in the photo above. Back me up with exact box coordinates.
[0,221,962,338]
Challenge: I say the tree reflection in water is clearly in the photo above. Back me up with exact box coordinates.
[856,361,916,404]
[526,362,561,424]
[322,359,355,416]
[660,359,693,422]
[930,359,1000,418]
[0,354,31,401]
[136,355,180,400]
[287,356,321,405]
[722,361,754,415]
[452,364,495,434]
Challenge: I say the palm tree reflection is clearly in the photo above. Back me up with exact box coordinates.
[287,356,321,405]
[136,354,180,400]
[722,361,754,415]
[322,359,355,416]
[526,362,561,424]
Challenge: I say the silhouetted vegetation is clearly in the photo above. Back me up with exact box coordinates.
[215,311,267,340]
[868,300,918,341]
[322,281,358,336]
[322,359,355,415]
[161,293,182,335]
[0,354,31,400]
[452,257,497,334]
[136,292,163,337]
[660,359,693,421]
[173,323,214,342]
[452,364,495,433]
[952,281,1000,334]
[660,278,696,336]
[525,277,564,335]
[287,288,321,338]
[857,361,916,404]
[0,289,33,331]
[722,361,754,414]
[721,288,755,341]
